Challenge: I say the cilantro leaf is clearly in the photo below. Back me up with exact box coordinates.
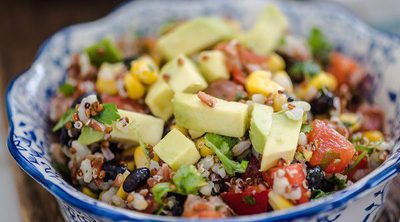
[93,103,120,125]
[173,165,206,195]
[301,124,313,134]
[151,182,175,204]
[308,27,332,64]
[204,133,248,175]
[289,61,321,79]
[52,109,75,132]
[78,126,104,145]
[345,150,368,173]
[311,189,331,200]
[84,38,123,67]
[58,83,76,97]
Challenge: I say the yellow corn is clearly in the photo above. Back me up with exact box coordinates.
[339,113,362,132]
[196,137,214,157]
[134,146,150,168]
[268,191,294,211]
[82,187,98,199]
[245,70,284,97]
[116,171,131,199]
[272,93,288,112]
[308,72,337,91]
[170,124,188,136]
[152,152,160,162]
[272,71,293,93]
[267,53,285,72]
[130,56,159,85]
[126,161,135,171]
[363,130,384,143]
[124,74,145,99]
[96,79,118,95]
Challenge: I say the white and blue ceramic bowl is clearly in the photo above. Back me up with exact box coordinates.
[6,0,400,221]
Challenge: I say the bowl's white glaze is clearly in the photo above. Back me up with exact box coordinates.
[6,0,400,221]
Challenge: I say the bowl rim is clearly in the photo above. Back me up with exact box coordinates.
[5,0,400,221]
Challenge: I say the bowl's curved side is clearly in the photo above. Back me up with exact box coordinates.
[5,0,400,221]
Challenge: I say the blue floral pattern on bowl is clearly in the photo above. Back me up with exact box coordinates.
[5,0,400,221]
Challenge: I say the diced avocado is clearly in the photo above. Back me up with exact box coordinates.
[110,109,164,145]
[145,79,174,121]
[238,5,288,55]
[198,50,230,83]
[172,93,249,137]
[157,17,234,60]
[84,38,123,67]
[260,111,302,171]
[154,128,200,170]
[78,127,104,145]
[160,54,207,93]
[249,104,273,153]
[188,129,205,139]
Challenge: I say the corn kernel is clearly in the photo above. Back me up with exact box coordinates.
[196,137,214,157]
[309,72,337,91]
[96,79,118,95]
[267,53,286,72]
[246,70,284,96]
[124,74,145,99]
[272,93,288,112]
[126,161,135,171]
[96,63,124,95]
[339,113,362,132]
[134,146,150,168]
[152,152,160,162]
[272,71,293,93]
[170,124,188,136]
[268,191,294,211]
[130,56,159,85]
[363,130,384,143]
[116,171,130,199]
[82,187,98,199]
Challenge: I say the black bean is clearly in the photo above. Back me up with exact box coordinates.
[122,168,150,193]
[306,166,325,190]
[102,161,126,181]
[71,92,102,108]
[167,193,187,216]
[310,90,335,115]
[60,127,78,147]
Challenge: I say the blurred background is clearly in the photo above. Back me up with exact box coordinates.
[0,0,399,221]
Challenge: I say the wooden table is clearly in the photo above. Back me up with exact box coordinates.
[0,1,398,221]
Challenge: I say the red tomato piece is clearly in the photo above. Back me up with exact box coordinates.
[221,189,270,215]
[262,163,309,204]
[101,95,147,113]
[327,52,359,86]
[308,119,355,173]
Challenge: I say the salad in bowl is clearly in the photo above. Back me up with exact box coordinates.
[46,4,393,218]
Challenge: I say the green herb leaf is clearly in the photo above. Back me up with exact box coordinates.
[78,126,104,145]
[242,195,256,205]
[151,182,175,204]
[204,133,248,175]
[84,38,123,67]
[93,103,120,125]
[308,27,332,64]
[327,175,347,190]
[58,83,76,97]
[173,165,206,195]
[311,189,330,199]
[52,109,76,132]
[301,124,313,134]
[354,144,375,154]
[345,150,368,173]
[289,61,321,79]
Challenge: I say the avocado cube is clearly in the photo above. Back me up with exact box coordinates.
[84,38,123,67]
[157,17,234,60]
[154,128,200,170]
[160,54,207,93]
[172,93,249,137]
[110,109,164,145]
[260,112,302,171]
[198,50,230,83]
[249,103,273,153]
[238,5,288,55]
[145,79,174,121]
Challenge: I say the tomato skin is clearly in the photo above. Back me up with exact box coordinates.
[262,163,309,204]
[221,190,270,215]
[308,120,355,173]
[327,52,359,86]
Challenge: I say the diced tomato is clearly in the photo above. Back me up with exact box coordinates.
[327,52,359,86]
[262,163,309,204]
[221,188,270,215]
[308,119,355,173]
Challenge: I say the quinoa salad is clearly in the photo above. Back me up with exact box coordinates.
[49,5,392,218]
